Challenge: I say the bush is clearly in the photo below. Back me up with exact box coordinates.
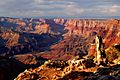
[105,45,120,62]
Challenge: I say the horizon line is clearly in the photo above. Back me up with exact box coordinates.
[0,16,120,19]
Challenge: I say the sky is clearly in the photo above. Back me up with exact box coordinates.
[0,0,120,18]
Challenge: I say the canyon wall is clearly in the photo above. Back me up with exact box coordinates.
[0,17,120,57]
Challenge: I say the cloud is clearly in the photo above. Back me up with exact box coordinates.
[98,5,120,14]
[0,0,120,18]
[64,5,84,16]
[86,4,120,16]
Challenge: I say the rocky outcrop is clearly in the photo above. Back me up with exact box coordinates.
[34,22,51,34]
[94,35,107,65]
[84,64,120,80]
[15,55,120,80]
[14,69,40,80]
[1,31,20,48]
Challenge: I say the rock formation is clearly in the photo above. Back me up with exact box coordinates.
[94,35,107,65]
[15,54,120,80]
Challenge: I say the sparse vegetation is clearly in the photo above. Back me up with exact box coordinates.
[45,60,69,68]
[105,44,120,62]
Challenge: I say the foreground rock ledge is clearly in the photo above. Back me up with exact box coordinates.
[14,55,120,80]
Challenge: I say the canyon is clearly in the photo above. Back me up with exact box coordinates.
[0,17,120,80]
